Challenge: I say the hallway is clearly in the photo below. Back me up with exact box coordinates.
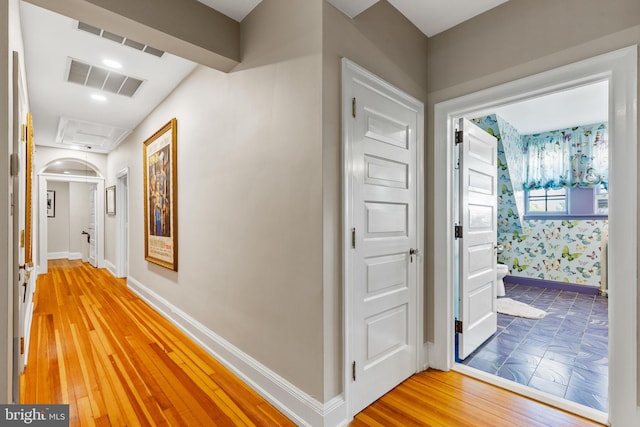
[20,260,293,426]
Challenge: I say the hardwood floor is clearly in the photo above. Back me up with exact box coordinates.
[352,370,603,427]
[20,260,294,426]
[21,260,604,426]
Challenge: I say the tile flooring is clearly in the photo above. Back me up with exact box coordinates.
[461,282,609,412]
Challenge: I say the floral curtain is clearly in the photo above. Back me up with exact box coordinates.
[523,123,608,190]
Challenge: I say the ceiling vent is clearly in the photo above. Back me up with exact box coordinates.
[76,21,165,58]
[67,58,144,97]
[56,117,131,150]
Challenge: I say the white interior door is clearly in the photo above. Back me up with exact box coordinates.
[88,184,97,267]
[457,118,498,360]
[347,65,421,415]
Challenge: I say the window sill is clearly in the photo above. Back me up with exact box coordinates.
[523,214,608,220]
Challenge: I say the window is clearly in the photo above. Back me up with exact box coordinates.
[527,188,567,214]
[525,185,608,218]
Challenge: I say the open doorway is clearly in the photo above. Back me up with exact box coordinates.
[432,46,637,425]
[38,159,105,275]
[453,81,610,413]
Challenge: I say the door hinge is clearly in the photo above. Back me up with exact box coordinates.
[455,225,463,239]
[351,228,356,249]
[10,153,19,176]
[455,320,463,334]
[455,130,464,145]
[352,97,356,118]
[20,337,24,355]
[352,361,356,381]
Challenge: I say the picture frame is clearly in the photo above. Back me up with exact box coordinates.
[25,112,34,265]
[46,190,55,218]
[143,118,178,271]
[106,185,116,215]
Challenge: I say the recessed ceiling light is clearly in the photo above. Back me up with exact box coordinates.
[91,94,107,102]
[63,171,71,174]
[103,59,122,69]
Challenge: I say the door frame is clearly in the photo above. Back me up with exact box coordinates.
[342,58,425,419]
[432,46,637,424]
[116,167,129,278]
[38,173,105,274]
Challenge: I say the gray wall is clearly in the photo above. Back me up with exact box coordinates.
[46,181,69,255]
[107,0,326,399]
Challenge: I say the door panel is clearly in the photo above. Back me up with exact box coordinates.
[349,75,420,415]
[458,118,498,360]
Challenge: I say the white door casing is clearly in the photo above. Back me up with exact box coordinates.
[343,59,424,417]
[457,118,498,360]
[116,168,129,278]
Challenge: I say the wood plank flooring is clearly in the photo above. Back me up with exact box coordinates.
[352,370,603,427]
[20,260,293,426]
[21,260,604,426]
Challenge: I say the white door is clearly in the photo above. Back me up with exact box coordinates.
[88,184,97,267]
[457,118,498,360]
[346,63,422,415]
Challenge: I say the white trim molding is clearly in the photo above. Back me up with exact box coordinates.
[127,276,347,427]
[47,251,69,260]
[433,46,637,424]
[104,260,117,277]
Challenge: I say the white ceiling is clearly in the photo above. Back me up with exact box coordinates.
[327,0,511,37]
[485,81,609,134]
[20,2,197,154]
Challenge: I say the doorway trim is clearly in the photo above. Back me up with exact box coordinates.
[38,173,105,274]
[432,46,637,424]
[116,167,129,278]
[341,58,425,420]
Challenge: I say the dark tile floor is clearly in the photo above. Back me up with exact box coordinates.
[461,282,609,412]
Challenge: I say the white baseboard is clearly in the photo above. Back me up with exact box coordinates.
[104,260,117,277]
[48,251,69,260]
[68,252,82,260]
[127,276,346,427]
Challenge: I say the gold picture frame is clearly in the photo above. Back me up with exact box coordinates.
[143,118,178,271]
[25,112,34,266]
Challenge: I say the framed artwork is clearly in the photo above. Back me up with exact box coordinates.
[46,190,55,218]
[106,185,116,215]
[25,112,34,265]
[143,118,178,271]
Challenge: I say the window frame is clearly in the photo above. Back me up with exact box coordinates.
[524,186,608,220]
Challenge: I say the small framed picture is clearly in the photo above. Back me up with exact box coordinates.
[106,185,116,215]
[46,190,56,217]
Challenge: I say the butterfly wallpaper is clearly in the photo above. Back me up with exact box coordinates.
[472,115,608,288]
